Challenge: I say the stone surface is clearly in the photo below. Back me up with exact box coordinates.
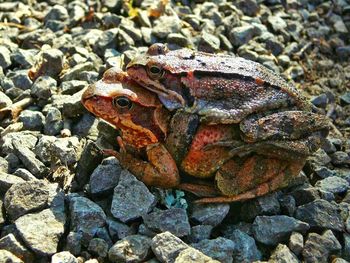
[270,244,299,263]
[0,234,34,263]
[315,176,349,194]
[89,162,122,195]
[289,231,304,256]
[68,195,106,244]
[88,238,109,258]
[143,208,191,237]
[191,237,234,263]
[295,199,343,231]
[252,215,309,246]
[111,170,155,222]
[175,247,219,263]
[108,235,151,263]
[51,251,78,263]
[0,250,23,263]
[15,207,66,256]
[190,203,230,227]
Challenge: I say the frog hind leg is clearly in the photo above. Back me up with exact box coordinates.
[195,155,305,204]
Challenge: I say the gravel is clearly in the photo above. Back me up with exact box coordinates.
[0,0,349,262]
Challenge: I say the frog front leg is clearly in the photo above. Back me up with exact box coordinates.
[107,141,180,188]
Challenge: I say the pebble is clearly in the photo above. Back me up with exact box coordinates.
[29,48,64,80]
[295,199,343,231]
[229,25,257,46]
[111,170,155,222]
[315,176,349,194]
[143,208,191,237]
[252,215,309,246]
[51,251,78,263]
[175,247,220,263]
[89,162,122,196]
[18,110,45,131]
[224,229,262,262]
[107,218,135,242]
[187,225,213,243]
[0,234,34,263]
[64,232,82,256]
[9,69,33,90]
[15,207,66,256]
[0,250,23,263]
[88,238,109,258]
[331,151,350,166]
[302,230,341,263]
[0,46,12,69]
[31,76,57,100]
[108,235,152,263]
[44,107,63,136]
[0,91,12,108]
[192,237,234,263]
[289,231,304,256]
[51,137,81,166]
[240,192,280,221]
[190,203,230,227]
[270,244,299,263]
[4,180,58,221]
[60,80,88,95]
[68,195,106,244]
[0,172,25,194]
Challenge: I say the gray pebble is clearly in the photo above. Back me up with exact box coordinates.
[64,232,82,256]
[270,244,299,263]
[0,234,34,263]
[90,162,122,196]
[152,16,181,39]
[0,91,12,108]
[108,235,152,263]
[51,136,81,166]
[88,238,108,258]
[295,199,343,231]
[68,195,106,244]
[252,215,309,246]
[0,172,25,195]
[143,208,190,237]
[0,250,23,263]
[44,4,69,22]
[190,203,229,227]
[51,251,78,263]
[44,107,63,136]
[289,231,304,256]
[15,207,66,256]
[191,237,234,263]
[111,170,155,222]
[107,218,135,242]
[9,70,32,90]
[18,110,45,131]
[331,151,350,166]
[315,176,349,194]
[187,225,213,243]
[31,76,57,100]
[0,46,12,69]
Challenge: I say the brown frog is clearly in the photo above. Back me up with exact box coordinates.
[82,67,329,203]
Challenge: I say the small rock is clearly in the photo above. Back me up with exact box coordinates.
[279,195,296,216]
[143,208,191,237]
[270,244,299,263]
[10,48,37,68]
[224,229,262,262]
[44,107,63,136]
[64,232,82,256]
[107,218,134,242]
[191,237,234,263]
[167,33,190,47]
[44,5,69,22]
[51,137,81,166]
[51,251,78,263]
[4,180,59,221]
[175,247,219,263]
[0,250,23,263]
[13,168,37,181]
[152,16,181,38]
[29,48,64,80]
[111,170,155,222]
[150,232,190,263]
[18,110,45,131]
[315,176,349,194]
[0,172,25,194]
[190,203,229,227]
[0,234,34,263]
[289,232,304,256]
[290,186,320,206]
[311,94,329,108]
[252,215,309,246]
[108,235,151,263]
[89,162,122,196]
[187,225,213,243]
[15,207,66,256]
[69,195,106,244]
[0,91,12,108]
[268,15,287,32]
[31,76,57,100]
[235,0,259,16]
[314,166,336,179]
[331,151,350,166]
[229,25,257,46]
[0,46,12,69]
[12,140,47,178]
[302,231,341,263]
[240,192,280,221]
[295,199,344,231]
[88,238,108,258]
[198,32,220,53]
[60,80,88,95]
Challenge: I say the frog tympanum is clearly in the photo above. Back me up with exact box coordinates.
[82,49,329,203]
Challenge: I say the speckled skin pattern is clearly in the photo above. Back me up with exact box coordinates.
[127,43,311,125]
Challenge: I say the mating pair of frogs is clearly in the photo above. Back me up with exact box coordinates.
[82,44,329,203]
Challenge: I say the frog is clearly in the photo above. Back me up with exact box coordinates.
[126,43,313,126]
[82,67,330,203]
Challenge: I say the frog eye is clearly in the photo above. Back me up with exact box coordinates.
[147,64,164,79]
[113,96,132,110]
